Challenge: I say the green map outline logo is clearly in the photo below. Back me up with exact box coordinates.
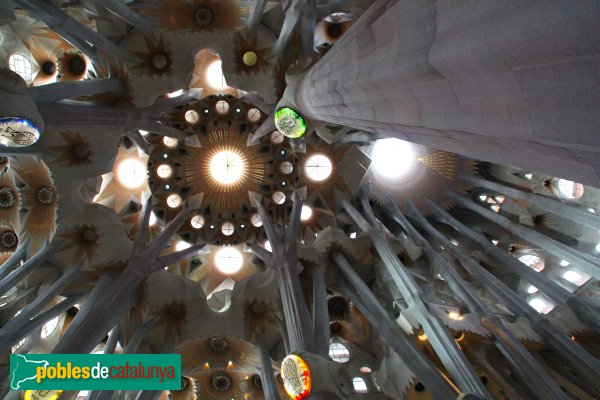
[11,354,49,390]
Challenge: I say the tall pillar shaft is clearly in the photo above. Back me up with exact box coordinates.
[459,174,600,231]
[294,0,600,186]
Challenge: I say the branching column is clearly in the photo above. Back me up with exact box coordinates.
[332,251,459,400]
[338,194,489,398]
[54,201,203,353]
[421,200,600,386]
[383,199,568,400]
[424,199,600,333]
[252,193,314,353]
[447,192,600,280]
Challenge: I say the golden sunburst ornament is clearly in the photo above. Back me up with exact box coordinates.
[184,129,264,210]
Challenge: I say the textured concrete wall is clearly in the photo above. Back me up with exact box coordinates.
[295,0,600,186]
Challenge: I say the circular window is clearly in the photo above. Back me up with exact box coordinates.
[305,154,333,181]
[272,191,286,205]
[214,246,243,274]
[221,222,234,236]
[274,107,307,138]
[191,214,204,229]
[209,150,244,184]
[251,213,262,227]
[8,54,33,81]
[247,108,261,122]
[557,179,584,199]
[117,158,147,189]
[166,193,182,208]
[243,51,258,66]
[271,130,284,144]
[518,254,545,272]
[280,161,293,175]
[329,342,350,363]
[156,164,172,179]
[215,100,230,115]
[163,137,178,148]
[300,205,313,221]
[184,110,200,124]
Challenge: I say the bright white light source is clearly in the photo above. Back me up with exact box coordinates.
[156,164,173,179]
[527,285,538,294]
[518,254,545,272]
[557,179,584,199]
[329,342,350,363]
[352,377,368,393]
[191,214,204,229]
[447,311,463,320]
[40,316,59,339]
[163,137,178,148]
[221,222,234,236]
[563,270,589,286]
[117,158,146,189]
[300,205,313,221]
[166,193,182,208]
[167,89,185,98]
[210,151,244,184]
[528,297,555,314]
[175,240,192,251]
[349,232,357,239]
[560,260,570,267]
[595,243,600,252]
[272,191,286,205]
[149,211,157,226]
[263,240,272,252]
[139,130,149,136]
[215,246,243,274]
[371,138,416,180]
[206,60,228,90]
[305,154,333,181]
[9,54,33,81]
[251,213,262,227]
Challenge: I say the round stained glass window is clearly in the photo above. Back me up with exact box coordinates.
[274,107,307,139]
[0,118,40,147]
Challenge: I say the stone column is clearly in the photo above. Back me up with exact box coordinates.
[251,193,314,353]
[332,251,459,400]
[459,174,600,232]
[386,199,568,400]
[338,195,490,398]
[307,264,331,358]
[292,0,600,186]
[425,199,600,333]
[448,192,600,280]
[28,78,123,104]
[257,340,282,400]
[418,201,600,385]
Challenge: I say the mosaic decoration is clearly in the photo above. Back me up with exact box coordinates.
[275,107,307,139]
[281,354,311,400]
[0,118,40,147]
